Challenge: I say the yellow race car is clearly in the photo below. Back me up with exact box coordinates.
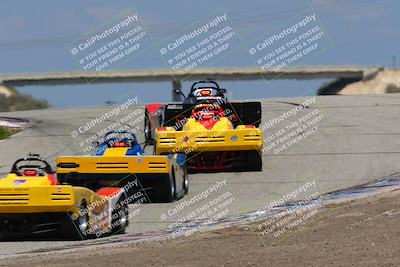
[155,103,263,172]
[56,131,188,203]
[0,154,129,240]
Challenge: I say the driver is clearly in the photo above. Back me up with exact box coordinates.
[94,131,143,156]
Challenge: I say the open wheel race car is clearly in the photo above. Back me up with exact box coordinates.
[0,154,129,240]
[57,131,188,203]
[145,80,263,172]
[144,80,262,145]
[154,103,263,172]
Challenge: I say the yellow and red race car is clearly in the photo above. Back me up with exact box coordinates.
[144,80,262,147]
[154,103,263,172]
[0,154,128,240]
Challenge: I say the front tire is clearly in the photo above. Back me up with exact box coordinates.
[65,202,90,240]
[144,114,154,145]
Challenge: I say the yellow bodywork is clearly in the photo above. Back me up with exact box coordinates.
[155,117,263,154]
[0,173,105,215]
[57,147,171,174]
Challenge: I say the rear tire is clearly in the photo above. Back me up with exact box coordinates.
[111,196,129,235]
[236,151,262,172]
[183,165,189,194]
[247,151,262,171]
[156,170,176,203]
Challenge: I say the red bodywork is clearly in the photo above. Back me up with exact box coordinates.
[96,187,122,198]
[146,103,162,114]
[190,104,225,130]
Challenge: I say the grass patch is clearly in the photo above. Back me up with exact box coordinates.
[386,83,400,93]
[0,85,49,112]
[0,127,18,140]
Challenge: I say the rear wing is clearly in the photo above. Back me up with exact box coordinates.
[162,102,262,130]
[156,127,263,154]
[56,156,170,174]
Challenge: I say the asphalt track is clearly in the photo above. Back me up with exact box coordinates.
[0,94,399,255]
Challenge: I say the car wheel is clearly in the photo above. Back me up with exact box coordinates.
[111,196,129,235]
[144,114,153,145]
[77,212,89,235]
[70,202,90,240]
[153,143,157,155]
[183,165,189,194]
[158,170,176,203]
[246,151,262,171]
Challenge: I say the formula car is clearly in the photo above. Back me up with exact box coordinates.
[57,131,188,203]
[0,154,128,240]
[144,80,262,145]
[154,102,263,172]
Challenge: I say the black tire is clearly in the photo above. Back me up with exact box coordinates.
[111,196,129,235]
[247,151,262,171]
[236,151,262,172]
[144,114,154,145]
[153,143,157,155]
[64,202,90,240]
[183,165,189,194]
[156,169,176,203]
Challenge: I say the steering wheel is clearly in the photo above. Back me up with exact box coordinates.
[191,80,220,92]
[105,137,136,148]
[11,157,54,176]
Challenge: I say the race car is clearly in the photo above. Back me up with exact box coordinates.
[144,80,262,145]
[0,154,128,240]
[154,103,263,172]
[57,130,188,203]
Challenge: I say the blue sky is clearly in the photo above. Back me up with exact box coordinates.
[0,0,398,106]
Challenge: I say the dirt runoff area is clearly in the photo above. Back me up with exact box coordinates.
[2,188,400,267]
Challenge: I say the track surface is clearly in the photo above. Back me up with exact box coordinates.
[0,94,399,255]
